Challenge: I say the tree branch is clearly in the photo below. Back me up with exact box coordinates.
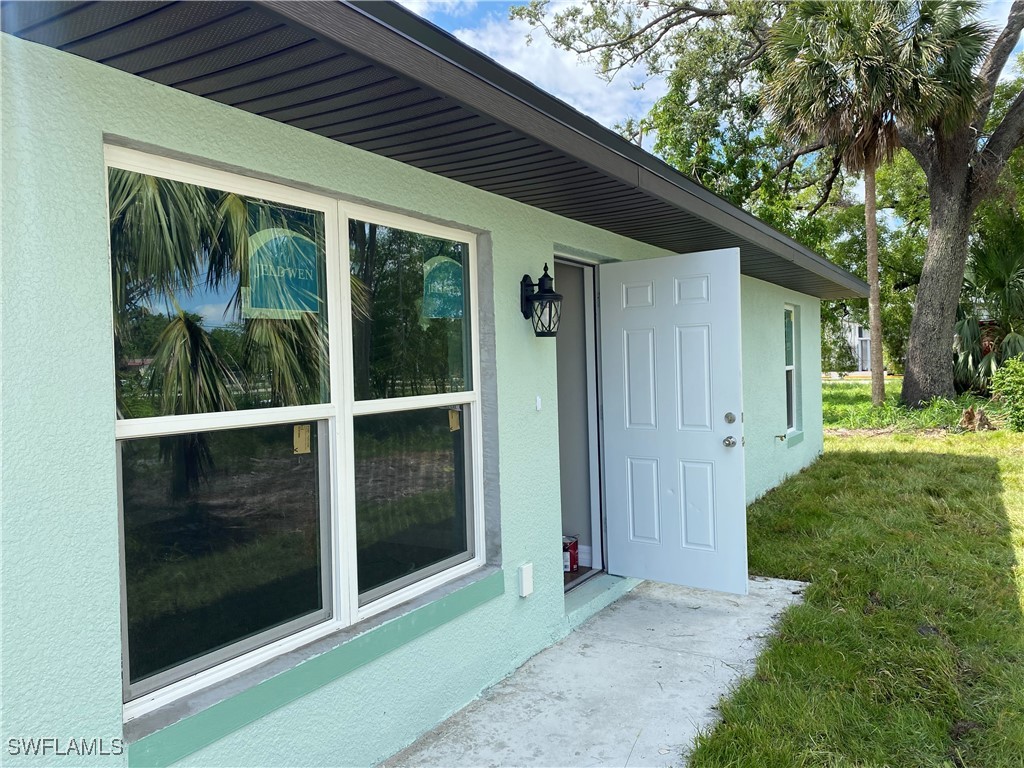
[750,141,826,192]
[973,0,1024,133]
[892,277,920,291]
[522,2,733,77]
[736,40,767,69]
[808,153,843,217]
[878,256,921,281]
[547,4,729,71]
[783,176,819,193]
[563,9,677,54]
[584,21,683,75]
[897,125,933,178]
[974,84,1024,204]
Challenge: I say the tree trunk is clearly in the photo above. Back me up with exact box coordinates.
[901,164,975,406]
[864,163,885,406]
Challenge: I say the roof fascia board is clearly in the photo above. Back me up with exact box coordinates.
[636,168,869,292]
[259,0,641,184]
[326,2,864,294]
[258,0,866,298]
[256,1,864,296]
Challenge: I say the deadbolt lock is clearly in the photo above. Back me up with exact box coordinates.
[724,412,736,424]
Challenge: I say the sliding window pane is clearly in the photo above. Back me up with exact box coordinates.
[350,220,470,400]
[120,422,328,688]
[785,370,795,430]
[784,308,795,367]
[355,408,472,598]
[109,168,329,418]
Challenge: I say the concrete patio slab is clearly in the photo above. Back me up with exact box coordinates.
[383,576,806,768]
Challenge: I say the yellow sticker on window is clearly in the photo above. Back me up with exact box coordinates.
[448,409,461,432]
[293,424,311,455]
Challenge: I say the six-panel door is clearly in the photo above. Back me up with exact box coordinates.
[600,248,748,595]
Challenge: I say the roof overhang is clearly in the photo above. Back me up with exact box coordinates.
[1,0,867,299]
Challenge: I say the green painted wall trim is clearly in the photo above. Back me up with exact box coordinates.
[129,570,505,767]
[786,431,805,448]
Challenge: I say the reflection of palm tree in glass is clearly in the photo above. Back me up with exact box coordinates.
[108,169,363,495]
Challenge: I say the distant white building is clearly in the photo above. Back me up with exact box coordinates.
[842,319,871,372]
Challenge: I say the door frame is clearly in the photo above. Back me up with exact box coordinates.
[554,256,604,572]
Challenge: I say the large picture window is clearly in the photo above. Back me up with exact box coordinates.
[108,148,483,710]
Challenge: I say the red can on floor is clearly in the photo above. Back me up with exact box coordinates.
[562,536,578,573]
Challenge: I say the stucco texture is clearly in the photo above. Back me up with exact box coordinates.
[740,276,824,502]
[2,32,823,768]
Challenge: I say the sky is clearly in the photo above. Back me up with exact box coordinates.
[397,0,1022,145]
[397,1,668,146]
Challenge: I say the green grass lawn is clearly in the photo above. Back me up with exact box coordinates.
[822,379,1006,431]
[688,431,1024,767]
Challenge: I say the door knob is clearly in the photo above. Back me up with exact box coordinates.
[722,436,737,448]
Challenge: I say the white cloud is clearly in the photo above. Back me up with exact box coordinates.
[850,177,865,204]
[394,1,665,143]
[451,15,666,139]
[400,0,1022,137]
[397,0,480,21]
[982,0,1014,29]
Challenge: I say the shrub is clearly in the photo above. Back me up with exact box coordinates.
[953,315,1024,394]
[990,356,1024,430]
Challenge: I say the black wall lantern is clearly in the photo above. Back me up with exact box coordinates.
[521,263,563,337]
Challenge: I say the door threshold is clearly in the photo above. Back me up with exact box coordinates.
[563,567,602,593]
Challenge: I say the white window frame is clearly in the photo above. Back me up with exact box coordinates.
[339,201,486,622]
[108,147,485,721]
[784,304,801,433]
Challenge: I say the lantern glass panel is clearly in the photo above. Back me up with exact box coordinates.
[531,298,561,337]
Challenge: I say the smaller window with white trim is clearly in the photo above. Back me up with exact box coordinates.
[784,305,799,432]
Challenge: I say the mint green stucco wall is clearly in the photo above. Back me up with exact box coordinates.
[740,276,824,503]
[0,34,667,768]
[2,33,823,768]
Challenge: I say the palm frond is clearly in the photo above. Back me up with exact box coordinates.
[148,312,239,416]
[108,168,213,302]
[1000,331,1024,360]
[763,0,988,168]
[242,314,328,407]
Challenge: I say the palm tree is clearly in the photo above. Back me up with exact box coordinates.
[763,0,987,406]
[108,169,239,417]
[954,207,1024,392]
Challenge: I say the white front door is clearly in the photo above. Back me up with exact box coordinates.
[600,248,747,595]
